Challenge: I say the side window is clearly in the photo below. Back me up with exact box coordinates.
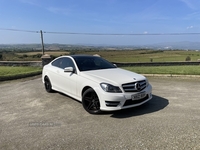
[51,58,61,67]
[51,57,75,69]
[60,58,75,69]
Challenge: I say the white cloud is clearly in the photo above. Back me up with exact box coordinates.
[185,12,200,20]
[46,7,70,16]
[19,0,40,7]
[144,31,148,34]
[179,0,197,10]
[11,26,16,29]
[187,26,194,29]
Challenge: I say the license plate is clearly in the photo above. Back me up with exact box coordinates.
[132,92,146,101]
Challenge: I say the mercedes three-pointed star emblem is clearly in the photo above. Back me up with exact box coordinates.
[135,82,141,91]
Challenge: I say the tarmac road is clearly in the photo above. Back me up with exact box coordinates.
[0,76,200,150]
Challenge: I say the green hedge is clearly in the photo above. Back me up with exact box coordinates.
[0,66,42,81]
[0,70,42,81]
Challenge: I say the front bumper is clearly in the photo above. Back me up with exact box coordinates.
[98,84,152,111]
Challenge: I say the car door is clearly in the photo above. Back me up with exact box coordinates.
[57,57,78,97]
[50,57,63,90]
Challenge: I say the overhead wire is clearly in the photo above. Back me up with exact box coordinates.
[43,31,200,36]
[1,27,200,35]
[0,28,39,33]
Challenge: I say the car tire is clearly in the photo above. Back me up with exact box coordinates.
[82,88,101,114]
[44,76,53,93]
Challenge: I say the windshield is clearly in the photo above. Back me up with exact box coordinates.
[73,56,116,71]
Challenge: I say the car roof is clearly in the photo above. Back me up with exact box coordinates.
[53,55,99,61]
[70,55,99,59]
[70,54,97,58]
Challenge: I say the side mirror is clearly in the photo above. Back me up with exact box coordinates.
[64,67,74,73]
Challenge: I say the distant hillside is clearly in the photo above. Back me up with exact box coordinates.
[146,41,200,50]
[0,41,200,51]
[0,44,91,51]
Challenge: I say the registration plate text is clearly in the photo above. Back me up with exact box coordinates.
[132,92,146,100]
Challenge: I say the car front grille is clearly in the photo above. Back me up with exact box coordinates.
[122,80,147,92]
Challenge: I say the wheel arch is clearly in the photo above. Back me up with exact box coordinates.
[81,86,101,114]
[43,71,51,82]
[43,75,49,83]
[43,74,53,88]
[44,75,49,80]
[82,86,93,97]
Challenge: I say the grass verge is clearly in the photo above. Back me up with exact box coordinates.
[0,66,42,81]
[1,65,200,81]
[122,65,200,75]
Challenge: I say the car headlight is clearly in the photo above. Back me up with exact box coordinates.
[100,83,122,93]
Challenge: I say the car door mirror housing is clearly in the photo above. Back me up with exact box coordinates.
[113,64,117,67]
[64,67,74,73]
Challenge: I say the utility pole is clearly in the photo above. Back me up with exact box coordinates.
[40,30,45,55]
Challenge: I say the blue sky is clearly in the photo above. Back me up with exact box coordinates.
[0,0,200,45]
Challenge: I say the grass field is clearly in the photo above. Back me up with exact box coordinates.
[1,49,200,62]
[16,51,70,56]
[71,50,200,62]
[0,66,42,76]
[1,65,200,79]
[1,50,200,80]
[75,50,197,62]
[123,66,200,75]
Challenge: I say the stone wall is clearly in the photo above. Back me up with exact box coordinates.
[113,61,200,67]
[0,61,200,67]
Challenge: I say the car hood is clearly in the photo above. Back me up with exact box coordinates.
[80,68,146,86]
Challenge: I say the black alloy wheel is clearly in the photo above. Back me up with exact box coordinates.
[82,88,101,114]
[44,76,53,93]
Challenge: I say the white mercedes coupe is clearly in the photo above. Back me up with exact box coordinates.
[42,55,152,114]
